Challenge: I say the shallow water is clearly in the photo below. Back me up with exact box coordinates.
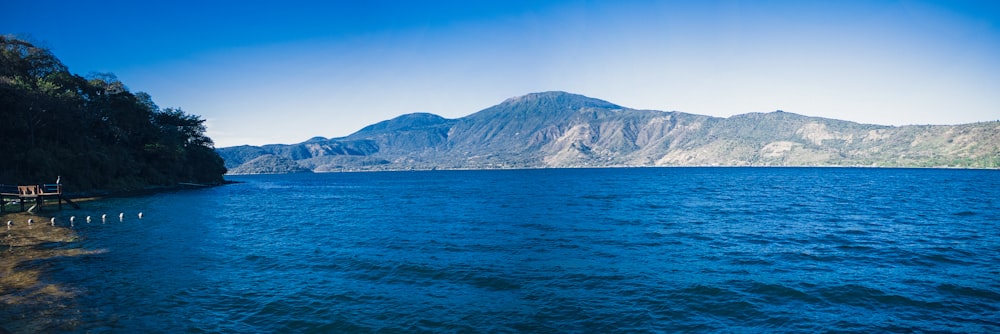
[4,168,1000,332]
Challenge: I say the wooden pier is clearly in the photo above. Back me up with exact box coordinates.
[0,183,80,213]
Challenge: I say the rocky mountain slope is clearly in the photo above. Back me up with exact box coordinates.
[218,91,1000,174]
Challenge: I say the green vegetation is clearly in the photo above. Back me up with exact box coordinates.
[0,36,226,191]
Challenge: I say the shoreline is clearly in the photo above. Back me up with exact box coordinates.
[61,180,237,200]
[0,181,232,332]
[0,211,101,332]
[225,164,1000,176]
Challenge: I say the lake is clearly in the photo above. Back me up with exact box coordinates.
[4,167,1000,332]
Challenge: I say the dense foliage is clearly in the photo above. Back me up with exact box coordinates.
[0,36,226,191]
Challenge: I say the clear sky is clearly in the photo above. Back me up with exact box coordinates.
[4,0,999,147]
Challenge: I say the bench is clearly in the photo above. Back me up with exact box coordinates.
[18,185,40,197]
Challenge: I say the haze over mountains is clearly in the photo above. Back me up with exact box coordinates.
[217,92,1000,174]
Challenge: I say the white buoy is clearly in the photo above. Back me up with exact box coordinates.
[27,218,33,225]
[138,212,143,220]
[118,212,124,222]
[70,216,75,227]
[101,214,106,223]
[6,220,11,230]
[50,217,56,226]
[86,216,92,224]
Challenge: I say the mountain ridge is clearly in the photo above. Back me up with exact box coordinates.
[217,91,1000,174]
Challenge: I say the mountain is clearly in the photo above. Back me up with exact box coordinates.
[226,154,310,175]
[217,91,1000,173]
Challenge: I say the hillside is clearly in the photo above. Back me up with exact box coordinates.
[217,91,1000,173]
[0,36,227,190]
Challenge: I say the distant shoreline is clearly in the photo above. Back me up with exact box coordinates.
[225,164,1000,176]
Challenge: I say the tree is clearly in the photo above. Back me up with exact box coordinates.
[0,35,226,190]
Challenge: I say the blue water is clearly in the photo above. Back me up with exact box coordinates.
[5,168,1000,332]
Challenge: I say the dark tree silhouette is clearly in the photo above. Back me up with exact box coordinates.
[0,35,226,191]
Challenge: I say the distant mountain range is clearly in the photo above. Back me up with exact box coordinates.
[217,91,1000,174]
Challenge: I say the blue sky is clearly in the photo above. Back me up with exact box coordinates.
[4,0,999,147]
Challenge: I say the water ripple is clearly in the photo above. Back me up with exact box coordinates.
[8,168,999,332]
